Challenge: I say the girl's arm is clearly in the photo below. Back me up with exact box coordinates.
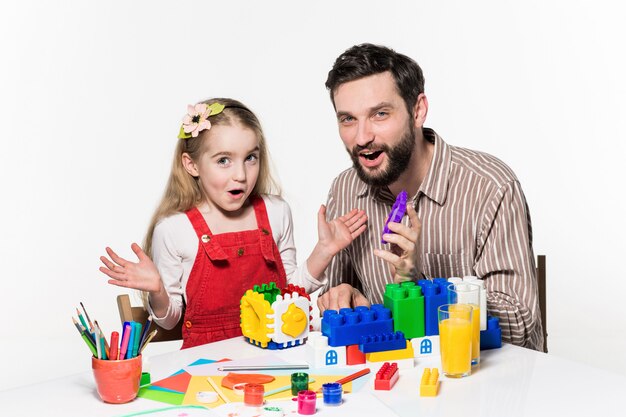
[99,243,171,318]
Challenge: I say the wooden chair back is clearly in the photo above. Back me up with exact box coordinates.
[116,294,182,342]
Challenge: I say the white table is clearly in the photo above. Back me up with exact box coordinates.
[1,337,625,416]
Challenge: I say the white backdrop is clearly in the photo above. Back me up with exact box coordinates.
[1,1,625,391]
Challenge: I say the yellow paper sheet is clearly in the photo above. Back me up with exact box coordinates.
[182,374,353,407]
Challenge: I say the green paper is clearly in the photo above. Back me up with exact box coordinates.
[138,386,185,405]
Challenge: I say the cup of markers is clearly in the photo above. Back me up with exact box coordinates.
[72,303,158,404]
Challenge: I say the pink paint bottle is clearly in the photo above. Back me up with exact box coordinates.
[297,390,316,415]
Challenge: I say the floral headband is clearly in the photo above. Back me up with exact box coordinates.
[177,102,225,139]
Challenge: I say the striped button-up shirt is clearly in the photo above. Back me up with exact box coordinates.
[322,128,544,351]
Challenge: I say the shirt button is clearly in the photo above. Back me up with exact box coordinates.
[185,320,192,329]
[201,234,210,243]
[261,228,270,235]
[237,248,244,256]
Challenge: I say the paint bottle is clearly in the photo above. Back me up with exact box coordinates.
[291,372,309,395]
[297,390,316,415]
[244,383,264,407]
[322,382,342,406]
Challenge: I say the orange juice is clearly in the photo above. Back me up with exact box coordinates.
[469,303,480,365]
[439,317,472,377]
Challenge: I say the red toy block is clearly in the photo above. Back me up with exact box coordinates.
[281,284,311,301]
[346,344,366,365]
[374,362,399,390]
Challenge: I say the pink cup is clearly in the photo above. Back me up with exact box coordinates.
[92,355,142,403]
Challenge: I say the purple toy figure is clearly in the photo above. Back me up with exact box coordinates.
[381,190,408,244]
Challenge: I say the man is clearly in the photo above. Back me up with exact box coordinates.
[317,43,543,351]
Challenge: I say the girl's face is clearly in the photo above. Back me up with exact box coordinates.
[184,122,261,215]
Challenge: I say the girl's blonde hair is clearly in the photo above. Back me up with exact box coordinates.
[140,98,280,305]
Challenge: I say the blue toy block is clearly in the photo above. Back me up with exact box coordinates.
[418,278,450,336]
[321,304,394,347]
[244,337,304,350]
[480,316,502,350]
[359,331,406,353]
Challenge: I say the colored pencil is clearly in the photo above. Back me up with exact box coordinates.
[94,320,110,359]
[217,364,309,372]
[73,317,97,356]
[334,368,371,385]
[80,301,94,331]
[95,327,102,359]
[110,331,119,361]
[76,308,89,331]
[139,329,158,354]
[138,316,152,352]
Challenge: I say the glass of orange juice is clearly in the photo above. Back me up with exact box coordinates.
[438,304,473,378]
[448,282,481,366]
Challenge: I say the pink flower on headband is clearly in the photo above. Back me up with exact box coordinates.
[182,103,212,138]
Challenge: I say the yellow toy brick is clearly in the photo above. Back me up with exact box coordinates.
[365,340,414,362]
[420,368,440,397]
[240,289,274,348]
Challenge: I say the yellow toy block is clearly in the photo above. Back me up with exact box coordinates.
[420,368,439,396]
[365,340,414,362]
[240,290,273,348]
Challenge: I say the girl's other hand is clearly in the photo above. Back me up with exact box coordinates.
[99,243,163,293]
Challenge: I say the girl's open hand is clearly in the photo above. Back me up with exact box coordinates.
[99,243,163,293]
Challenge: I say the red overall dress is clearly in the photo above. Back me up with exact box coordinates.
[181,196,287,349]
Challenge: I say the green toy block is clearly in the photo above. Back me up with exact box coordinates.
[383,282,425,339]
[253,282,281,304]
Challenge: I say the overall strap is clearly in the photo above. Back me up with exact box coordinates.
[252,196,277,263]
[185,207,228,261]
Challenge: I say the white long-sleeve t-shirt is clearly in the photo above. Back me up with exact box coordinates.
[147,194,325,330]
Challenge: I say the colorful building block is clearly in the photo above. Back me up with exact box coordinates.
[359,331,406,353]
[374,362,399,390]
[417,278,449,336]
[365,340,414,363]
[240,289,274,348]
[321,305,393,347]
[241,283,311,349]
[383,282,424,339]
[305,332,346,368]
[410,335,440,358]
[480,316,502,350]
[253,282,282,303]
[346,344,366,365]
[269,292,310,346]
[419,368,439,396]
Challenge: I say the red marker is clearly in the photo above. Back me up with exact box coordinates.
[109,331,120,360]
[119,324,131,360]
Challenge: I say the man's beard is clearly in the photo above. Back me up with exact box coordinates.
[349,124,416,187]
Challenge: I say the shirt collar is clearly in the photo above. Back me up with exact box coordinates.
[416,128,451,206]
[354,128,451,206]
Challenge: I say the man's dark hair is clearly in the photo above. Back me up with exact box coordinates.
[325,43,425,116]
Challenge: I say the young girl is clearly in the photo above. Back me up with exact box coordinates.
[100,98,367,348]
